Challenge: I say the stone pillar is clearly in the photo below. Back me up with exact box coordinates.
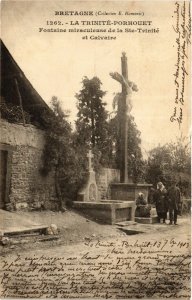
[121,53,128,183]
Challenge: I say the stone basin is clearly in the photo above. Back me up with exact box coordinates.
[72,200,135,225]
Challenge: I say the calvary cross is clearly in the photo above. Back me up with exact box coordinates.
[110,52,138,183]
[87,150,94,171]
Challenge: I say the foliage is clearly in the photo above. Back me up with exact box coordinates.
[75,77,111,166]
[41,96,72,175]
[41,96,88,206]
[108,96,146,182]
[145,136,191,197]
[75,76,146,180]
[0,100,31,123]
[127,116,146,182]
[57,139,88,203]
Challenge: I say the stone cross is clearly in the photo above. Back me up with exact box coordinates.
[110,52,138,183]
[87,150,94,171]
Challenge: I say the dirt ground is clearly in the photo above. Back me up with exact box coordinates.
[0,209,191,256]
[0,209,127,255]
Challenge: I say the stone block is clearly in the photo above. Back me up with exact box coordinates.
[110,183,152,202]
[135,216,159,224]
[73,200,135,224]
[15,202,28,210]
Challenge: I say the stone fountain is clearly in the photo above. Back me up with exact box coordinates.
[72,150,135,224]
[73,53,157,224]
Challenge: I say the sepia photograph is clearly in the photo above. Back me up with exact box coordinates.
[0,0,191,299]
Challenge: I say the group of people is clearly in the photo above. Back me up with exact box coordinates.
[136,181,182,225]
[153,181,182,225]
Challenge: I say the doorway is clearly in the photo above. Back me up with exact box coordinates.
[0,150,8,208]
[0,144,12,210]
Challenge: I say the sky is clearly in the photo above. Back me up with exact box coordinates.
[1,0,191,154]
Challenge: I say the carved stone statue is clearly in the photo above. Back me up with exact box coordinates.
[109,71,138,115]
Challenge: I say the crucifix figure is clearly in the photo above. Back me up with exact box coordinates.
[110,52,138,115]
[110,52,138,183]
[87,150,94,172]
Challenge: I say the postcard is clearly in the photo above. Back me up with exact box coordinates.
[0,0,191,299]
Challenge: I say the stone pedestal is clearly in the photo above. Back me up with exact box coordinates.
[77,170,99,202]
[110,183,152,202]
[74,151,136,224]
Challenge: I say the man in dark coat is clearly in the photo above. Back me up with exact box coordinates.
[154,182,169,223]
[167,183,182,225]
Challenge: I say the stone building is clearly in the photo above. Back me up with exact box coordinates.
[0,40,57,211]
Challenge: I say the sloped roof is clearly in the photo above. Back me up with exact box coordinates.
[0,39,51,128]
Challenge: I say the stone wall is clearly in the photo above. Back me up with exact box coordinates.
[97,168,120,200]
[0,120,57,211]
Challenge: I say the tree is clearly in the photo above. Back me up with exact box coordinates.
[75,76,145,176]
[75,77,108,154]
[108,113,145,182]
[146,136,191,197]
[41,96,88,208]
[41,96,72,175]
